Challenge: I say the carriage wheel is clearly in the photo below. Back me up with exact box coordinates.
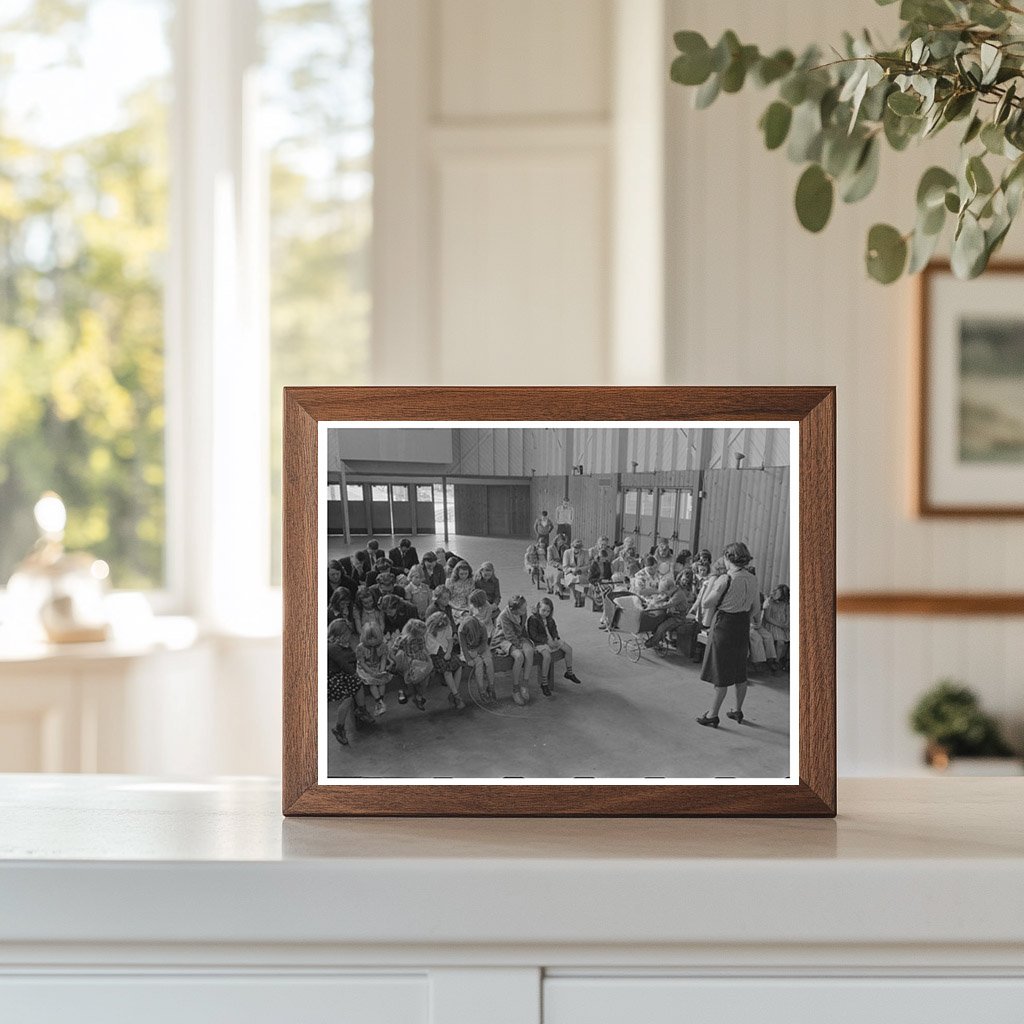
[626,637,642,663]
[608,631,622,654]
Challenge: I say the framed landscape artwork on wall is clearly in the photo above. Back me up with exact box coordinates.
[282,387,836,817]
[917,262,1024,517]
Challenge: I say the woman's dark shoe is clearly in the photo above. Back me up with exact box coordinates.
[696,714,720,728]
[564,671,582,685]
[541,683,552,697]
[726,709,744,723]
[332,725,348,745]
[414,695,427,711]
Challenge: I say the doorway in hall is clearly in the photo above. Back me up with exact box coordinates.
[619,486,694,555]
[433,483,455,536]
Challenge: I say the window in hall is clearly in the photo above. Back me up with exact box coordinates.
[416,485,433,503]
[370,485,388,502]
[624,490,637,515]
[345,484,363,502]
[391,485,408,502]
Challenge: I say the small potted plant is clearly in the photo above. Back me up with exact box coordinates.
[910,680,1018,773]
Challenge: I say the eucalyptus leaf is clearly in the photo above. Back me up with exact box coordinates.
[822,128,864,178]
[970,2,1009,30]
[671,38,713,87]
[980,42,1002,86]
[888,91,921,115]
[981,122,1005,155]
[866,223,908,283]
[842,137,880,203]
[908,221,943,273]
[787,100,823,162]
[760,101,793,150]
[779,73,807,106]
[951,212,986,278]
[721,44,759,93]
[995,82,1017,124]
[795,164,834,232]
[962,115,983,145]
[694,73,721,109]
[917,166,957,210]
[967,154,995,196]
[710,31,740,73]
[921,200,946,235]
[754,49,795,87]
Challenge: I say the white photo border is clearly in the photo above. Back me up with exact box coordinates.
[317,420,800,786]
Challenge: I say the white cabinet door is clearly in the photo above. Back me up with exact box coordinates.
[0,974,428,1024]
[544,977,1024,1024]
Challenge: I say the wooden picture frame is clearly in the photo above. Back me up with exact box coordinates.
[916,260,1024,517]
[283,387,836,817]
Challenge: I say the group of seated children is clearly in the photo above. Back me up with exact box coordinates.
[326,539,584,747]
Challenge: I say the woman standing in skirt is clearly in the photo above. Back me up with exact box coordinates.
[696,542,761,728]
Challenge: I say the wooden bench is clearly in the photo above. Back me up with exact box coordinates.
[455,647,565,687]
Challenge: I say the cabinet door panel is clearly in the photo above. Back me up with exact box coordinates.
[544,978,1024,1024]
[0,975,427,1024]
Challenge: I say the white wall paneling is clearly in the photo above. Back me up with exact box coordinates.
[664,0,1024,774]
[374,0,669,385]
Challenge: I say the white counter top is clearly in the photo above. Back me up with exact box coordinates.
[1,775,1022,957]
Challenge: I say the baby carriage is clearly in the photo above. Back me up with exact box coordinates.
[604,593,669,663]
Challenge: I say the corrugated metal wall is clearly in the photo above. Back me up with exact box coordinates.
[699,468,791,592]
[349,427,790,477]
[530,467,790,590]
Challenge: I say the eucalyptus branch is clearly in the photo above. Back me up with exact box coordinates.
[670,2,1024,283]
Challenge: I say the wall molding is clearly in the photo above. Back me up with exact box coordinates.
[837,592,1024,616]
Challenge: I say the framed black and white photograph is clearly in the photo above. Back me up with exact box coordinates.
[917,262,1024,517]
[283,387,836,816]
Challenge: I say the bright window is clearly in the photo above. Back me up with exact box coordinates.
[370,485,388,502]
[391,485,408,502]
[0,0,172,589]
[416,485,433,503]
[346,484,364,502]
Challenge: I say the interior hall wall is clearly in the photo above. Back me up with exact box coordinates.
[666,0,1024,773]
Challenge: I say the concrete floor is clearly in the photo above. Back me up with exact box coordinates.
[326,533,791,780]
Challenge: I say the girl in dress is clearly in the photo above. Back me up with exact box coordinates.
[762,584,790,670]
[468,588,495,638]
[353,587,384,635]
[355,622,393,717]
[474,561,502,611]
[426,610,465,709]
[526,597,581,696]
[458,612,496,702]
[404,564,432,619]
[391,618,433,710]
[420,551,446,589]
[327,618,361,745]
[327,587,353,627]
[425,585,456,630]
[545,551,567,599]
[447,560,475,620]
[549,531,568,566]
[524,544,544,589]
[493,594,536,705]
